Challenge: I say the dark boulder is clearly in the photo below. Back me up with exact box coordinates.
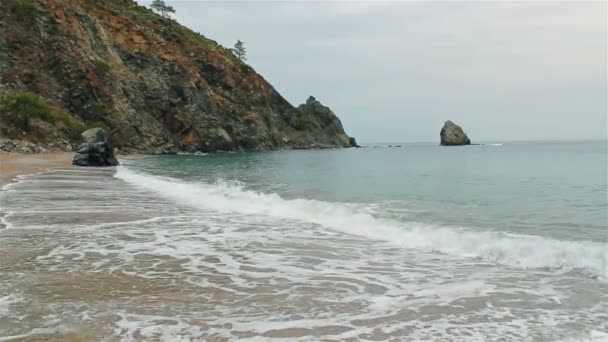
[348,137,360,148]
[72,128,119,166]
[440,120,471,146]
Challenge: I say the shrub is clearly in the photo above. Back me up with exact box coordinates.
[15,0,39,23]
[0,92,59,130]
[45,19,59,35]
[0,92,87,139]
[294,113,313,131]
[88,101,110,116]
[63,120,85,140]
[263,111,273,125]
[93,59,112,77]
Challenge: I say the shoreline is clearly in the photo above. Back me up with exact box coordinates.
[0,152,75,190]
[0,152,75,231]
[0,152,147,189]
[0,152,145,230]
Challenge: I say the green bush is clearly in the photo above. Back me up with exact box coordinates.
[263,111,274,126]
[63,120,85,140]
[0,92,61,129]
[89,101,110,115]
[15,0,39,23]
[294,113,312,131]
[93,59,112,77]
[0,92,98,139]
[45,19,59,35]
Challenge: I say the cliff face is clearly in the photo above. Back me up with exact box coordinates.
[0,0,354,153]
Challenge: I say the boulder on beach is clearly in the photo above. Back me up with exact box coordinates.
[440,120,471,146]
[72,128,119,166]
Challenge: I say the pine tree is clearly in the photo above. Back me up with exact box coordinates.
[150,0,175,18]
[232,40,247,61]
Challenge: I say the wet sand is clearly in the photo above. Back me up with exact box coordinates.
[0,153,74,189]
[0,153,144,232]
[0,153,146,189]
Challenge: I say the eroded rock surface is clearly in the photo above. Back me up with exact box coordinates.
[0,0,355,153]
[72,128,118,166]
[440,120,471,146]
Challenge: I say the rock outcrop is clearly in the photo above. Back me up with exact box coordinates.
[72,128,118,166]
[440,120,471,146]
[0,138,50,153]
[0,0,355,153]
[293,96,352,148]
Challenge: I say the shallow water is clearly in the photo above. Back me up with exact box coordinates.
[0,141,607,341]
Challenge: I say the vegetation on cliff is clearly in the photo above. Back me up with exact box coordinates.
[0,0,354,153]
[0,91,109,141]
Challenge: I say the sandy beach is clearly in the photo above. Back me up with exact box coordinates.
[0,153,146,189]
[0,152,74,234]
[0,153,75,189]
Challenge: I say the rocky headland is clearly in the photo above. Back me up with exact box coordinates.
[0,0,356,154]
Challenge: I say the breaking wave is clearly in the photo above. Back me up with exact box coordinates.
[115,167,608,280]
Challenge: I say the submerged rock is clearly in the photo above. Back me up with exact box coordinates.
[72,128,118,166]
[440,120,471,146]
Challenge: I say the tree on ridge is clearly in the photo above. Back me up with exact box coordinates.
[150,0,175,18]
[232,40,247,61]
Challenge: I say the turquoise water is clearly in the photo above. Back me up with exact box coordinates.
[1,140,607,340]
[128,141,607,243]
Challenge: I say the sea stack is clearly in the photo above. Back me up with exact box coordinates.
[72,128,119,166]
[440,120,471,146]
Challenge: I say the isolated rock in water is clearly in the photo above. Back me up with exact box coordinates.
[349,137,360,148]
[440,120,471,146]
[72,128,119,166]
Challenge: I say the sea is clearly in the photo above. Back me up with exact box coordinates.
[0,140,606,341]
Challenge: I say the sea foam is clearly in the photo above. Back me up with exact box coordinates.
[115,166,608,280]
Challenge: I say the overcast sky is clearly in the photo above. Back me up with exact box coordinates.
[141,1,606,143]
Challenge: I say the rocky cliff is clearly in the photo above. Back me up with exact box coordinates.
[0,0,355,153]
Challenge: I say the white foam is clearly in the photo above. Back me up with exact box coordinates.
[0,171,55,191]
[0,212,12,230]
[115,167,608,280]
[0,295,21,318]
[176,151,208,156]
[555,331,608,342]
[113,313,207,341]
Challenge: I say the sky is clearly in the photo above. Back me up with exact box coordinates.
[140,1,607,143]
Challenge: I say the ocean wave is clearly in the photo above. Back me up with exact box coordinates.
[115,167,608,280]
